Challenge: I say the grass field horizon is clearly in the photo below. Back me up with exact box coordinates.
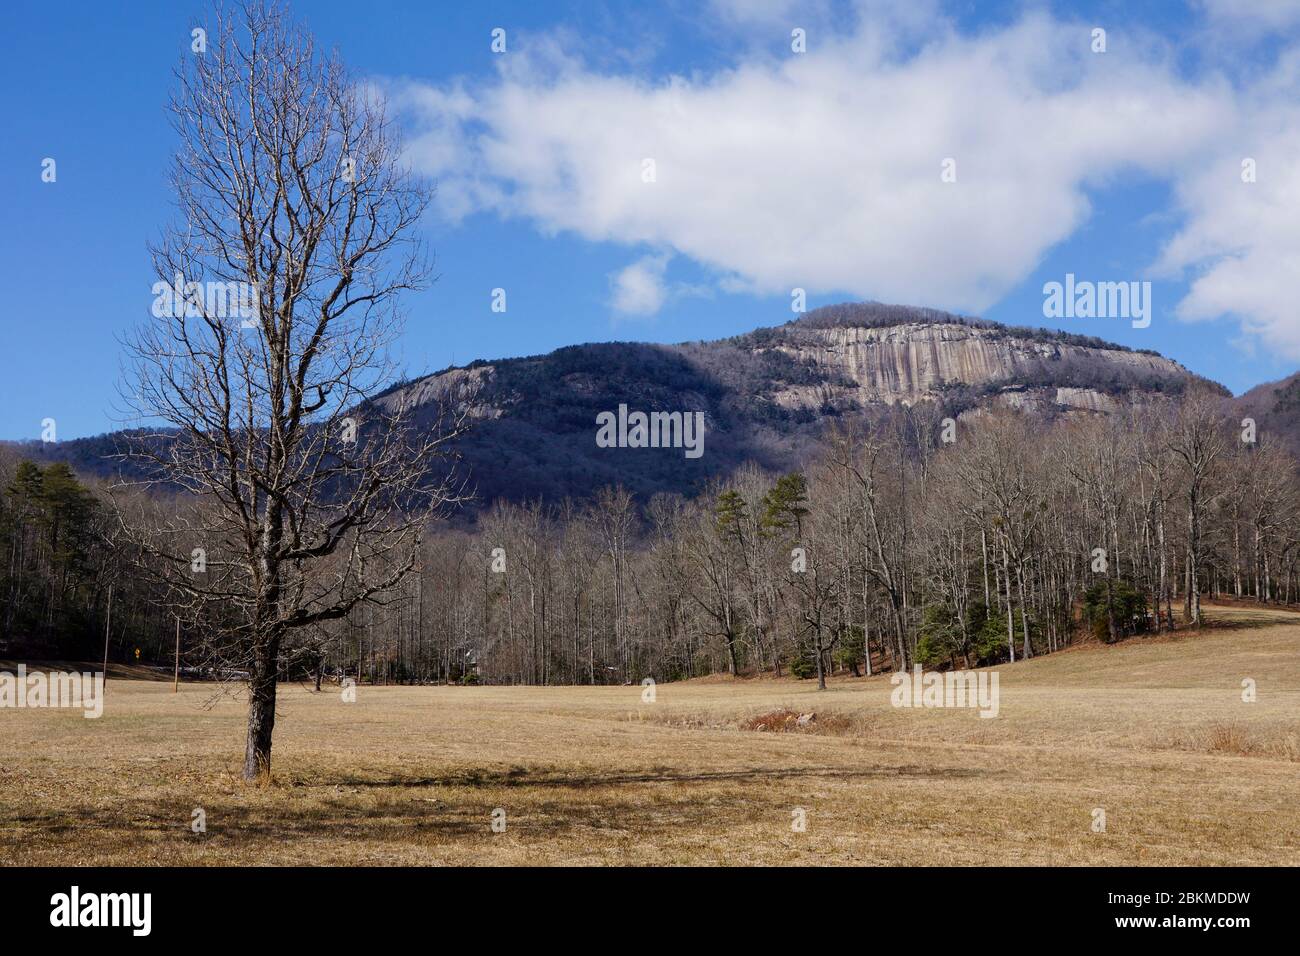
[3,604,1297,866]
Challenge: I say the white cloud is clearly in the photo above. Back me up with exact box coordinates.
[397,6,1300,359]
[610,253,671,316]
[1154,55,1300,358]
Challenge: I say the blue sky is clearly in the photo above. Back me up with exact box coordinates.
[4,0,1300,440]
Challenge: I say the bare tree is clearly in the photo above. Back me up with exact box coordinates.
[115,1,471,780]
[1166,389,1227,627]
[593,486,636,679]
[827,423,911,670]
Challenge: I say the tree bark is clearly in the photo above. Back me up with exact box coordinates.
[243,636,281,781]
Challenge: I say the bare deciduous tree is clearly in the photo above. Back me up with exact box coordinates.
[1167,389,1227,627]
[116,1,471,780]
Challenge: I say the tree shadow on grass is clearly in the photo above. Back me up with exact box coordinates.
[1198,612,1295,632]
[6,763,1001,856]
[331,763,991,791]
[3,763,999,858]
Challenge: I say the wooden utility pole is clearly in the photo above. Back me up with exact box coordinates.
[173,616,181,693]
[102,583,113,690]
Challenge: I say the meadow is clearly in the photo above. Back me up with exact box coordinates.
[2,605,1297,866]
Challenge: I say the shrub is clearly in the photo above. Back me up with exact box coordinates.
[971,606,1036,664]
[917,603,962,667]
[915,632,951,668]
[1083,578,1149,640]
[834,625,865,671]
[789,649,817,680]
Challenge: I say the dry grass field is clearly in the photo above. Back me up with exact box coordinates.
[2,604,1298,866]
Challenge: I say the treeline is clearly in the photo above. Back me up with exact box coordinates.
[5,390,1299,686]
[0,452,173,662]
[319,390,1300,686]
[0,457,104,651]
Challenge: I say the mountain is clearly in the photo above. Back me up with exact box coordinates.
[371,302,1222,506]
[1232,369,1300,454]
[10,302,1240,507]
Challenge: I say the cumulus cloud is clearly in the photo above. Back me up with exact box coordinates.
[396,5,1300,358]
[610,253,670,316]
[1154,54,1300,358]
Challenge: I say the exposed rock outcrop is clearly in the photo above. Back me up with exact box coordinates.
[761,319,1187,410]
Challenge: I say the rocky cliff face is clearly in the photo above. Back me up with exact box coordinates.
[761,321,1188,410]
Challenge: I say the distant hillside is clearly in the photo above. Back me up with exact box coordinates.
[11,302,1238,509]
[370,302,1223,507]
[1233,370,1300,454]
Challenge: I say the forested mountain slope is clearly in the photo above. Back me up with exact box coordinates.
[10,302,1235,508]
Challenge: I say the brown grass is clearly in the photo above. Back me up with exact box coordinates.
[1,603,1298,866]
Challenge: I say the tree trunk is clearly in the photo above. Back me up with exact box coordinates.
[1188,502,1202,626]
[243,638,280,781]
[1017,561,1032,658]
[1001,540,1016,663]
